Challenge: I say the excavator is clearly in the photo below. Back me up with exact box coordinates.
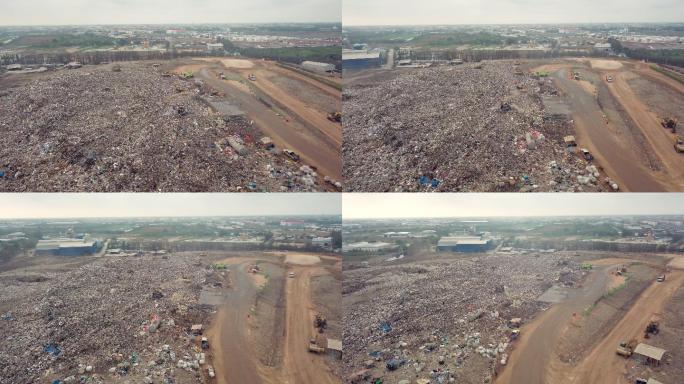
[327,111,342,123]
[661,117,678,133]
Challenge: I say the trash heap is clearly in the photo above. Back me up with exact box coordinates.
[0,64,321,191]
[343,252,582,383]
[0,254,217,384]
[343,61,605,192]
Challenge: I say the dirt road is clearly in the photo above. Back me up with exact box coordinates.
[552,68,667,191]
[193,61,342,181]
[208,262,263,384]
[564,270,684,384]
[605,70,684,190]
[281,266,340,384]
[494,265,614,384]
[208,255,340,384]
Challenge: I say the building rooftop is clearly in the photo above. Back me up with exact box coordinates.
[343,50,380,60]
[327,338,342,351]
[438,236,488,246]
[634,343,666,361]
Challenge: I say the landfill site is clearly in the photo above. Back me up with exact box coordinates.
[0,248,342,384]
[343,58,684,192]
[0,57,342,192]
[342,221,684,384]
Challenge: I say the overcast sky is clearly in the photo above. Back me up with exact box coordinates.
[0,0,340,26]
[0,194,341,219]
[343,0,684,26]
[343,193,684,219]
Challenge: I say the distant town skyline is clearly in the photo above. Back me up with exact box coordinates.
[343,193,684,219]
[0,0,341,26]
[344,0,684,26]
[0,194,341,219]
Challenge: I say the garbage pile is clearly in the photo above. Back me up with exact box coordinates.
[343,252,583,383]
[343,61,604,192]
[0,63,321,191]
[0,254,218,384]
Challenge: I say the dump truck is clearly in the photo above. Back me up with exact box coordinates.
[308,338,325,354]
[288,271,296,278]
[606,75,614,82]
[661,117,677,133]
[201,337,210,349]
[327,112,342,123]
[675,135,684,153]
[657,274,666,282]
[580,148,594,161]
[248,74,256,81]
[616,339,638,357]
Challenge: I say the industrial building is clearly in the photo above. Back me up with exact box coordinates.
[342,49,381,71]
[312,236,333,250]
[206,43,224,52]
[35,238,98,256]
[342,241,394,253]
[633,343,666,366]
[437,236,493,253]
[301,61,336,74]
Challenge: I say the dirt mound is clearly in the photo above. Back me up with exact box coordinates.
[590,60,623,70]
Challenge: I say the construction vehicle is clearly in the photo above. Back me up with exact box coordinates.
[661,117,677,133]
[509,329,520,341]
[644,321,660,338]
[580,148,594,161]
[675,135,684,153]
[308,338,325,354]
[201,337,210,349]
[616,339,638,357]
[327,111,342,123]
[314,314,327,332]
[288,271,296,278]
[572,71,581,80]
[283,149,300,162]
[606,75,614,82]
[657,274,666,282]
[248,73,256,81]
[181,71,194,79]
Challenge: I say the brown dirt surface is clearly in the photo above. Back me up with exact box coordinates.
[562,270,684,384]
[590,60,624,70]
[281,266,341,384]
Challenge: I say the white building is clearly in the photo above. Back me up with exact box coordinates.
[207,43,224,52]
[301,61,335,74]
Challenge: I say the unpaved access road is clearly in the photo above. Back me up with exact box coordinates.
[190,60,342,181]
[207,256,339,384]
[563,270,684,384]
[281,265,340,384]
[494,264,615,384]
[551,68,667,191]
[207,261,263,384]
[605,68,684,190]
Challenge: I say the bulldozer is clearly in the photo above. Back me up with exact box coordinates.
[661,117,678,133]
[327,112,341,123]
[314,314,327,332]
[616,339,638,357]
